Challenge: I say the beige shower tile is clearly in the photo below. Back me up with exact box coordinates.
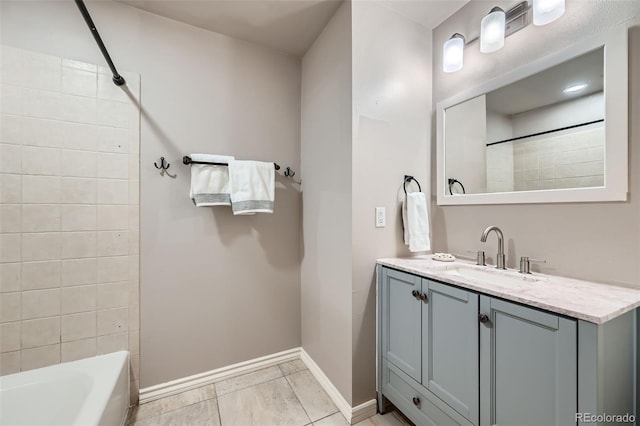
[0,143,21,174]
[22,344,60,371]
[97,153,128,179]
[61,231,96,259]
[62,66,96,98]
[0,174,21,203]
[97,332,128,354]
[0,263,21,292]
[97,126,128,153]
[97,281,128,309]
[0,322,20,352]
[128,330,139,355]
[97,307,128,335]
[22,288,60,319]
[61,284,96,314]
[61,258,97,286]
[22,260,60,290]
[21,146,61,176]
[97,179,128,204]
[61,311,96,342]
[97,205,128,230]
[21,175,61,203]
[21,205,60,232]
[0,204,21,232]
[0,233,21,263]
[0,114,22,145]
[61,205,96,231]
[97,256,128,283]
[97,231,128,257]
[22,232,60,261]
[0,351,21,374]
[60,150,97,178]
[22,317,60,349]
[61,337,96,362]
[0,292,21,322]
[60,177,96,204]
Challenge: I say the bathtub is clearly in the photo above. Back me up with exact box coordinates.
[0,351,130,426]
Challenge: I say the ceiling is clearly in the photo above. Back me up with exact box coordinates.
[487,48,604,115]
[116,0,469,56]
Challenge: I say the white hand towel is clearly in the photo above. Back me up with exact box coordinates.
[404,192,431,252]
[189,154,235,207]
[228,160,275,215]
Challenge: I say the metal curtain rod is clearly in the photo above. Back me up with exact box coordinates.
[74,0,126,86]
[182,156,281,171]
[486,119,604,147]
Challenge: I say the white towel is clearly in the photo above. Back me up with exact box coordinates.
[228,160,275,215]
[403,192,431,252]
[189,154,235,207]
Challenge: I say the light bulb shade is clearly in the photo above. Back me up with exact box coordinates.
[533,0,565,26]
[480,8,505,53]
[443,34,464,73]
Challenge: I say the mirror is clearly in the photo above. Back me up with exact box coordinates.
[437,29,628,205]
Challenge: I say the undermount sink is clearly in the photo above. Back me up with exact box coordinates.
[440,264,542,287]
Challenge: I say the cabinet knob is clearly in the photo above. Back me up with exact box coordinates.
[412,396,420,406]
[419,293,428,303]
[411,290,420,299]
[479,313,490,324]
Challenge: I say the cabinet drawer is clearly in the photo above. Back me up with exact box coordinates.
[381,360,475,426]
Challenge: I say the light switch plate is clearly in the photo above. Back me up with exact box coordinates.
[375,207,385,228]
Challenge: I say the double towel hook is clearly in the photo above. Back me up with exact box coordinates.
[154,157,170,170]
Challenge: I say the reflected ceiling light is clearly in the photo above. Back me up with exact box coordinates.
[443,33,465,73]
[563,83,588,94]
[533,0,565,26]
[480,7,506,53]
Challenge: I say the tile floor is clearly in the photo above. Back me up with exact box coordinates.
[128,359,412,426]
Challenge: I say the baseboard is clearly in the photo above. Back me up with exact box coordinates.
[300,349,377,425]
[138,346,377,425]
[138,347,300,404]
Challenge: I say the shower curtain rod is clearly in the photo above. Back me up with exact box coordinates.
[74,0,126,86]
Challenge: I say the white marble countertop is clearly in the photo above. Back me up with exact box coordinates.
[377,256,640,324]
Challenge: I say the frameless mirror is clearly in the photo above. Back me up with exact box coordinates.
[437,29,628,205]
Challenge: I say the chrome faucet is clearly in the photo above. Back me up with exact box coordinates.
[480,226,506,270]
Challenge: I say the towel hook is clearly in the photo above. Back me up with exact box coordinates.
[154,157,170,171]
[403,175,422,195]
[284,167,295,178]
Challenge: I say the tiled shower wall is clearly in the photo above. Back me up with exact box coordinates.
[486,123,604,192]
[0,46,140,400]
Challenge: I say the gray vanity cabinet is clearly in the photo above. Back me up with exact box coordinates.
[378,266,582,426]
[380,267,479,426]
[479,296,577,426]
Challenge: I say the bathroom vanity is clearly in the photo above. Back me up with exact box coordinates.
[376,257,640,426]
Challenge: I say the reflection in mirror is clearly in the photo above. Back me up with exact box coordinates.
[444,47,604,195]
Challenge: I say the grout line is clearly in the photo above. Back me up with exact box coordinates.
[284,373,313,425]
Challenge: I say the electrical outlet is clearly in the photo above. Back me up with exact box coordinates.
[375,207,385,228]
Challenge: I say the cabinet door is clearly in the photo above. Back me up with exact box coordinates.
[422,280,479,425]
[381,268,422,382]
[480,296,577,426]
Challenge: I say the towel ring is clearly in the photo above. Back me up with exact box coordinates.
[448,178,466,195]
[403,175,422,195]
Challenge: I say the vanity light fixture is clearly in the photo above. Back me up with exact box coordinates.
[443,33,465,73]
[563,83,588,94]
[443,0,565,73]
[480,7,506,53]
[533,0,565,26]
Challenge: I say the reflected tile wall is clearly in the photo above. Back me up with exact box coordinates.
[0,45,140,403]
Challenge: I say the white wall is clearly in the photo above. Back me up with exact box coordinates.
[301,1,353,404]
[1,0,302,389]
[433,0,640,285]
[351,0,432,405]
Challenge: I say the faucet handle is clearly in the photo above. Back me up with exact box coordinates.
[519,256,546,274]
[465,250,486,266]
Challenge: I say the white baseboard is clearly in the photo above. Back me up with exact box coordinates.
[138,347,300,404]
[300,349,377,425]
[138,347,377,425]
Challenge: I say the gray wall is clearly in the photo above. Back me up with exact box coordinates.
[351,1,432,406]
[432,0,640,287]
[1,0,302,388]
[301,1,354,404]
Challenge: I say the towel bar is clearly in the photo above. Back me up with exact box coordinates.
[182,156,280,170]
